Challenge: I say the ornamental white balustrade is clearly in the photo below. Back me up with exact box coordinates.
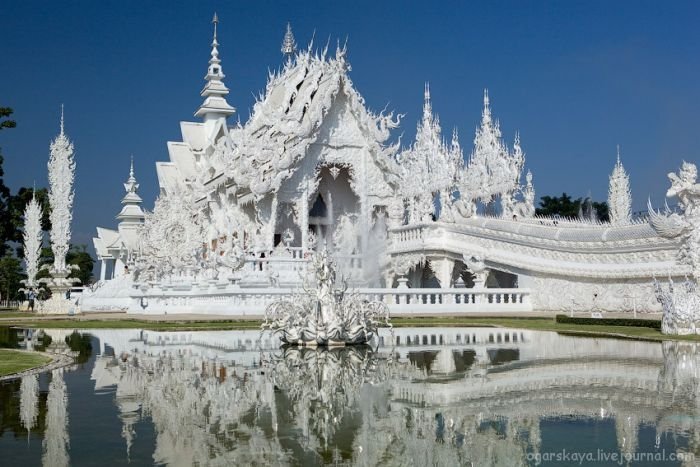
[133,286,532,315]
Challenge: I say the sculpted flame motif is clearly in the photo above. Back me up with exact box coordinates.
[136,186,205,281]
[262,250,391,345]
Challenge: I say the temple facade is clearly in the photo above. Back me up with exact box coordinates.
[84,17,698,315]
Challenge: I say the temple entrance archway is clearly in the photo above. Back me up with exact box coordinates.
[308,165,360,250]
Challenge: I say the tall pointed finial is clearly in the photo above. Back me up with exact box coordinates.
[124,155,139,194]
[482,89,492,124]
[281,22,297,62]
[59,104,65,136]
[423,82,432,121]
[616,144,621,164]
[194,13,236,120]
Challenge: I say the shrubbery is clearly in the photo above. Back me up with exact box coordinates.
[555,314,661,330]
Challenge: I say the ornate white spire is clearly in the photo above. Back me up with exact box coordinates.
[608,145,632,224]
[117,157,145,250]
[281,22,296,62]
[423,82,432,122]
[22,190,43,287]
[482,89,491,125]
[48,108,75,274]
[397,85,463,222]
[461,90,522,206]
[194,13,236,121]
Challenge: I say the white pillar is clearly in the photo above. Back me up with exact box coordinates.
[268,195,278,250]
[300,190,309,252]
[99,259,107,281]
[431,257,455,289]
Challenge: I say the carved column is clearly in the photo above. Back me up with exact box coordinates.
[431,257,455,289]
[473,270,490,289]
[383,269,395,288]
[359,154,369,256]
[268,195,279,250]
[300,189,309,252]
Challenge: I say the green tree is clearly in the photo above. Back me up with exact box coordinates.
[0,108,17,256]
[536,193,610,222]
[0,255,24,301]
[67,244,95,286]
[536,193,581,218]
[37,244,95,286]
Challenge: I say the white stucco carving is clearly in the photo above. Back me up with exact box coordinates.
[47,109,75,275]
[83,18,696,315]
[609,148,632,225]
[649,161,700,280]
[22,193,43,288]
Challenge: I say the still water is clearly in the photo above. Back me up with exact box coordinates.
[0,327,698,466]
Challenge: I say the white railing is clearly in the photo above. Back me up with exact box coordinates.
[391,225,425,244]
[244,254,364,274]
[358,288,531,314]
[130,287,532,315]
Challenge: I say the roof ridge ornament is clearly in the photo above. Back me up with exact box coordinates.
[59,104,65,136]
[482,89,491,125]
[281,22,296,64]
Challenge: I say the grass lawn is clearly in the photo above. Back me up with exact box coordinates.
[0,349,51,377]
[0,311,38,319]
[1,315,698,342]
[1,318,262,331]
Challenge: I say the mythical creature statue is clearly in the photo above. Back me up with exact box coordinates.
[262,249,391,346]
[649,161,700,279]
[654,277,700,335]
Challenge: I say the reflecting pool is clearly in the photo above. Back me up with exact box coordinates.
[0,327,698,466]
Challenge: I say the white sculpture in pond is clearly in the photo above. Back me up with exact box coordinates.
[262,249,391,345]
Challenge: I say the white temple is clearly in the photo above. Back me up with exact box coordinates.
[81,17,700,316]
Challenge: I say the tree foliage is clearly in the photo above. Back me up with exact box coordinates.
[0,255,24,301]
[536,192,610,222]
[67,244,95,286]
[0,108,16,257]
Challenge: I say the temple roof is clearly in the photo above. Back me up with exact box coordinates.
[192,45,403,198]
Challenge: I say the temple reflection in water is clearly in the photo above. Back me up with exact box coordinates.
[2,328,699,466]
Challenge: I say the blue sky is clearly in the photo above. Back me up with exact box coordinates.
[1,0,699,250]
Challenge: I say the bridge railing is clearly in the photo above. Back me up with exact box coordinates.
[130,287,532,315]
[359,288,532,313]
